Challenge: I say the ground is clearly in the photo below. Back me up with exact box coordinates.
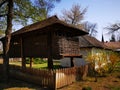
[58,71,120,90]
[0,60,120,90]
[0,69,120,90]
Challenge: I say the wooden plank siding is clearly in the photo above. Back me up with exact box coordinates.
[9,65,88,89]
[9,32,80,59]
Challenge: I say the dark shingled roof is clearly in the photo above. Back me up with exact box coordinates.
[12,15,88,36]
[104,42,120,51]
[79,35,107,49]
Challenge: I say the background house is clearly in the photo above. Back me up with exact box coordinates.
[78,35,110,69]
[104,41,120,52]
[79,35,107,56]
[61,35,107,68]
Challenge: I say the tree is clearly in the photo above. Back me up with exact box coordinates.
[0,0,61,31]
[61,4,87,25]
[61,4,97,37]
[0,0,13,81]
[105,23,120,41]
[0,0,60,81]
[33,0,60,22]
[110,34,115,42]
[83,21,97,37]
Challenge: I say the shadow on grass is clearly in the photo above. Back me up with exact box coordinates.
[0,76,49,90]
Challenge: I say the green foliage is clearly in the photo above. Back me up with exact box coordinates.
[33,58,46,64]
[26,58,30,64]
[26,58,47,64]
[0,0,61,31]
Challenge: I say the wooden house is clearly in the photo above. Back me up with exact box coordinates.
[79,35,108,56]
[61,35,107,67]
[1,16,88,69]
[79,35,111,69]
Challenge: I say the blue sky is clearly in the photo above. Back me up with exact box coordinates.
[50,0,120,41]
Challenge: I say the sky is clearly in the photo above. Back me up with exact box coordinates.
[50,0,120,41]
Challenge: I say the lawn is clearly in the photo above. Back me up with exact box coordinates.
[9,61,48,69]
[9,60,61,69]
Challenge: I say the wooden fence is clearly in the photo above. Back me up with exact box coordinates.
[9,65,88,89]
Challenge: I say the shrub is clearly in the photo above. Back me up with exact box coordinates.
[86,50,120,75]
[107,51,120,73]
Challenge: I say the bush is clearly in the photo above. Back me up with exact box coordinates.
[86,50,120,75]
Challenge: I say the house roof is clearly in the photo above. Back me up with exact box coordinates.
[11,15,88,37]
[79,35,107,49]
[104,42,120,51]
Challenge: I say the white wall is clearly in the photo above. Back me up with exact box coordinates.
[60,58,87,67]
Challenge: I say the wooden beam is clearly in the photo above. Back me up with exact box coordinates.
[20,37,26,69]
[30,57,33,68]
[70,57,74,67]
[47,32,53,69]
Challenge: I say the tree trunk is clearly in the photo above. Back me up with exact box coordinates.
[3,0,13,82]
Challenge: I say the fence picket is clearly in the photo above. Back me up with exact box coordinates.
[9,65,88,89]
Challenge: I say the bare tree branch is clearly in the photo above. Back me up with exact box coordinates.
[0,0,7,8]
[61,4,87,25]
[105,23,120,41]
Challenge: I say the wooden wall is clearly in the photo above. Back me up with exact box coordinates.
[9,32,80,59]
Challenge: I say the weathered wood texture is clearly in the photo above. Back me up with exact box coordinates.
[9,32,80,59]
[10,65,88,89]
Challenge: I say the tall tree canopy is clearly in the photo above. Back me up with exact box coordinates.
[105,22,120,41]
[0,0,60,31]
[61,4,87,25]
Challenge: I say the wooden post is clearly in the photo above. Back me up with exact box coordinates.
[22,57,26,69]
[47,32,53,69]
[30,57,33,68]
[20,37,26,69]
[70,57,74,67]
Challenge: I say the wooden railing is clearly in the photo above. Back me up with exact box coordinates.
[9,65,88,89]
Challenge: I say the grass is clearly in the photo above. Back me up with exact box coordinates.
[9,60,61,69]
[9,61,47,68]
